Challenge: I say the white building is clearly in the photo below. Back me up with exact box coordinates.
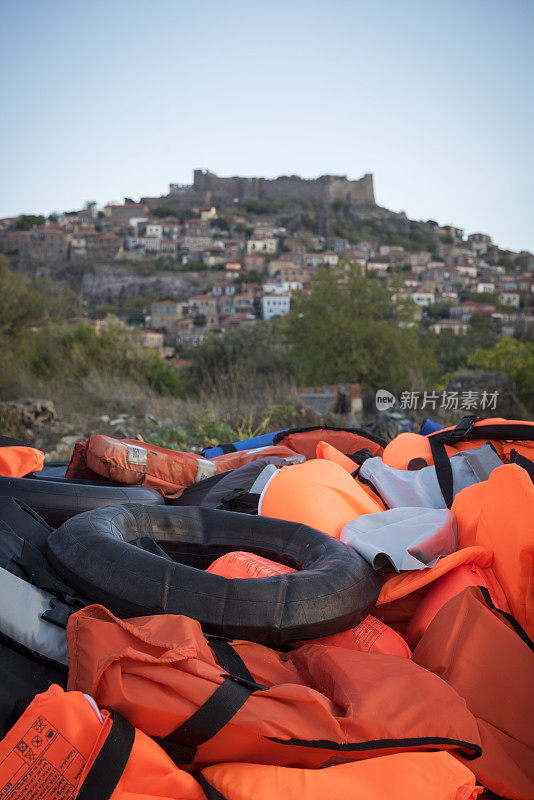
[125,235,161,253]
[262,294,291,320]
[146,223,163,238]
[409,291,435,307]
[263,281,302,295]
[499,291,520,308]
[247,237,278,254]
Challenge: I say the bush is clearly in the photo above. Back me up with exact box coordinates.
[151,205,179,218]
[2,322,188,400]
[283,265,436,390]
[15,215,46,230]
[468,337,534,407]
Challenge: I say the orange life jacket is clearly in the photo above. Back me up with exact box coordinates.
[373,547,507,637]
[207,551,411,658]
[66,435,298,498]
[371,462,533,636]
[0,441,44,477]
[0,684,204,800]
[461,463,534,638]
[272,426,385,461]
[383,417,534,471]
[206,551,296,579]
[405,562,506,648]
[259,459,384,537]
[414,586,534,800]
[296,614,412,658]
[315,440,360,473]
[67,604,482,769]
[201,753,482,800]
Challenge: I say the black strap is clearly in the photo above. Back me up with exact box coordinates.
[12,541,84,608]
[207,636,255,683]
[446,415,478,442]
[478,586,534,654]
[510,448,534,485]
[219,443,237,454]
[430,415,478,445]
[158,638,267,765]
[347,448,374,465]
[198,774,228,800]
[272,425,386,448]
[429,437,454,509]
[76,712,135,800]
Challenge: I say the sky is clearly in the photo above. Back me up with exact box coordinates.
[1,0,533,252]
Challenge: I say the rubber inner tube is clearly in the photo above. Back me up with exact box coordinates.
[0,476,163,528]
[47,504,381,647]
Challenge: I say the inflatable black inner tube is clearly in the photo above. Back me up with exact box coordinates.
[48,504,381,647]
[0,476,164,528]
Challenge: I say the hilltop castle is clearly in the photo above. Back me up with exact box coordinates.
[142,170,375,209]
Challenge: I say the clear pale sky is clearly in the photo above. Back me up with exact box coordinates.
[1,0,532,252]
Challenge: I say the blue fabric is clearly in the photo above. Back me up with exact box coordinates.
[200,429,286,458]
[420,418,444,435]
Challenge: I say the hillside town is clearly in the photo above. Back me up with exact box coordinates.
[1,171,533,356]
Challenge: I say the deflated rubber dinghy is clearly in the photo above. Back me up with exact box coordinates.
[47,504,381,646]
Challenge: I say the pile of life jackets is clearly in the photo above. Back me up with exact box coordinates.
[0,416,532,799]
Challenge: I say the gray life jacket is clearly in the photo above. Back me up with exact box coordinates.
[358,443,503,509]
[0,565,69,667]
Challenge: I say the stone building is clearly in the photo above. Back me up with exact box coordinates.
[142,170,375,210]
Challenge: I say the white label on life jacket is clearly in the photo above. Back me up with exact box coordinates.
[195,458,217,482]
[125,443,148,466]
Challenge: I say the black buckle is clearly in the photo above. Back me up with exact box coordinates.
[220,673,269,692]
[448,415,478,442]
[41,599,72,628]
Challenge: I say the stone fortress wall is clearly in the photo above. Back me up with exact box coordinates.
[144,170,375,208]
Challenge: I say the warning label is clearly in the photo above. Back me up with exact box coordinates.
[352,617,387,651]
[125,443,148,467]
[0,715,86,800]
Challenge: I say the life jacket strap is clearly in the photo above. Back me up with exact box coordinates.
[199,774,228,800]
[76,711,135,800]
[429,437,454,509]
[219,443,238,454]
[12,540,85,610]
[510,448,534,485]
[158,637,268,765]
[446,415,478,442]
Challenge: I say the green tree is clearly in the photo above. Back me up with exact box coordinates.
[424,303,451,320]
[187,323,291,393]
[283,265,435,389]
[426,317,498,378]
[0,256,52,335]
[15,214,46,230]
[152,205,179,218]
[468,336,534,407]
